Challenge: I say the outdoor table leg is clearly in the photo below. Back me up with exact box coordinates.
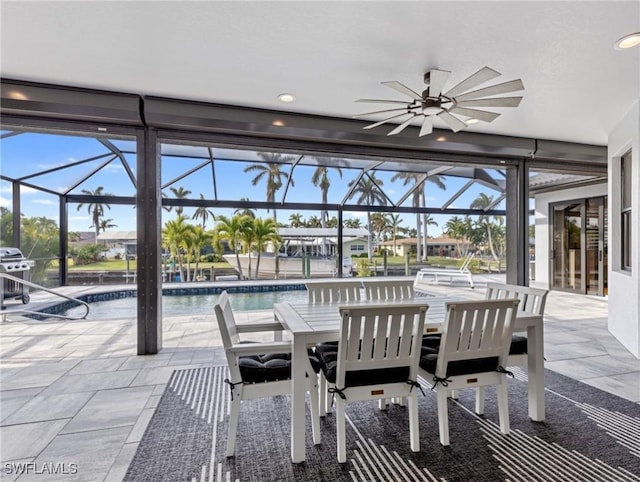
[291,333,307,463]
[527,321,545,421]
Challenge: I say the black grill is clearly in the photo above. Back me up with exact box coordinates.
[0,247,31,308]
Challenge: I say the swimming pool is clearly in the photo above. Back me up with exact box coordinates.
[64,289,309,319]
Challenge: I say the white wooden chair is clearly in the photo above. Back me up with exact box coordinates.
[306,280,363,415]
[214,291,321,457]
[361,279,415,301]
[320,304,428,463]
[418,298,519,446]
[414,252,476,290]
[306,280,362,304]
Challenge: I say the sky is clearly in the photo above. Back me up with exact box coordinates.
[0,130,510,236]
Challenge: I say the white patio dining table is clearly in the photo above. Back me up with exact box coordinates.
[273,296,544,463]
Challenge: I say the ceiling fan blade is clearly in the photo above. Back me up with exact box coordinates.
[381,81,422,100]
[363,113,411,130]
[443,66,501,98]
[387,115,417,136]
[437,110,468,132]
[352,107,409,118]
[454,79,524,101]
[455,96,523,108]
[356,98,412,105]
[427,69,451,97]
[419,116,433,136]
[449,106,501,123]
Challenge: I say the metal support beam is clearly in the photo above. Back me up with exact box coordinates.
[506,161,529,285]
[137,128,162,354]
[12,181,20,248]
[59,195,68,285]
[337,209,343,277]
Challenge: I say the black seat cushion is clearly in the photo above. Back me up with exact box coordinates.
[421,333,528,355]
[237,342,320,384]
[239,353,292,383]
[315,341,410,387]
[419,353,500,377]
[509,334,528,355]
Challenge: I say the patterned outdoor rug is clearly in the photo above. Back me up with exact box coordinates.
[125,366,640,481]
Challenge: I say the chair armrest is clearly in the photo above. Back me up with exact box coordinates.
[229,340,292,357]
[235,321,285,334]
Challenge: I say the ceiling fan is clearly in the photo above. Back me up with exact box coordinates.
[354,66,524,137]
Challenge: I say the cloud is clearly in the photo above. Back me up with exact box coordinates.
[345,211,367,218]
[0,197,10,208]
[32,199,56,205]
[0,185,39,195]
[69,215,91,222]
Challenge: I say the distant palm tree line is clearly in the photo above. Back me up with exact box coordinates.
[78,161,506,281]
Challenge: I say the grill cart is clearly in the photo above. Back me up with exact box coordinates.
[0,247,31,309]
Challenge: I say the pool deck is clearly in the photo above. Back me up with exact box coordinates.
[1,274,639,481]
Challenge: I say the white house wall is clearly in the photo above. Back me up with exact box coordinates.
[534,183,607,286]
[608,100,640,358]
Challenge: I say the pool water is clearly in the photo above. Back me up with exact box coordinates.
[66,290,309,319]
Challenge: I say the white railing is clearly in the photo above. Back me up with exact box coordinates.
[1,272,90,321]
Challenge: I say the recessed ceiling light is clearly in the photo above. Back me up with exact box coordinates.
[278,93,296,103]
[436,136,447,142]
[272,120,285,127]
[614,32,640,50]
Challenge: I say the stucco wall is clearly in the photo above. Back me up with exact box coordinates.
[534,183,608,287]
[608,101,640,358]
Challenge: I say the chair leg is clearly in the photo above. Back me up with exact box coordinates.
[408,393,420,452]
[226,397,241,457]
[475,386,486,415]
[319,374,327,417]
[436,389,450,446]
[497,380,510,435]
[336,397,347,463]
[307,377,321,445]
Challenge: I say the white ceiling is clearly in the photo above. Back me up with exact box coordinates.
[1,1,639,146]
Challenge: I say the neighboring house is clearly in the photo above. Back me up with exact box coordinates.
[96,231,137,258]
[68,231,96,248]
[275,228,370,257]
[379,236,461,257]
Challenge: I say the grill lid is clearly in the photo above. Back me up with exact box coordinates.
[0,247,26,261]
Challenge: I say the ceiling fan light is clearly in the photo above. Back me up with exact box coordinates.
[466,118,480,124]
[614,32,640,50]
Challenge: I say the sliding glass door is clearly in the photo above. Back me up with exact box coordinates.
[551,196,607,296]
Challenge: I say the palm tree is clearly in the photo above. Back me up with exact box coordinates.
[192,194,215,229]
[76,186,113,238]
[391,172,446,262]
[422,214,438,259]
[243,153,295,222]
[470,192,500,260]
[347,174,386,261]
[251,217,280,279]
[162,215,191,281]
[234,197,256,219]
[289,213,304,228]
[444,216,468,257]
[344,218,362,229]
[306,215,321,228]
[311,165,343,228]
[215,214,252,280]
[187,225,212,281]
[98,218,117,233]
[168,186,192,217]
[388,214,404,255]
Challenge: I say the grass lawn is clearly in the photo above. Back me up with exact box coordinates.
[52,255,470,273]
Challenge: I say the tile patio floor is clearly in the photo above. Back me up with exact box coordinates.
[1,274,638,481]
